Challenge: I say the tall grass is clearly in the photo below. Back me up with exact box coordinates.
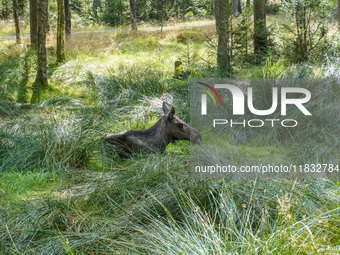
[2,150,337,254]
[111,179,340,254]
[0,110,105,172]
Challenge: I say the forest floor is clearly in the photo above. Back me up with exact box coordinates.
[0,18,339,254]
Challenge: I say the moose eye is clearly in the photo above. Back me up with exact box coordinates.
[177,123,183,128]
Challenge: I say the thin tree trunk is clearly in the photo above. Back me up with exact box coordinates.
[253,0,267,56]
[214,0,219,31]
[338,0,340,29]
[93,0,98,18]
[18,49,31,104]
[215,0,232,76]
[129,0,137,30]
[3,0,9,20]
[295,2,307,62]
[13,0,21,44]
[64,0,71,40]
[31,0,48,104]
[232,0,241,16]
[46,0,50,34]
[29,0,37,46]
[56,0,65,64]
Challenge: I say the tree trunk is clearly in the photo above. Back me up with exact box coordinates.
[46,0,50,34]
[31,0,48,104]
[64,0,71,40]
[238,0,242,15]
[157,0,164,22]
[338,0,340,29]
[2,0,9,20]
[1,0,3,19]
[232,0,241,17]
[18,49,32,104]
[29,0,37,46]
[215,0,232,76]
[129,0,137,30]
[13,0,21,44]
[214,0,219,31]
[295,2,307,62]
[253,0,267,56]
[93,0,98,18]
[56,0,65,64]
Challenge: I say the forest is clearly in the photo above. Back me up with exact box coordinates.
[0,0,339,254]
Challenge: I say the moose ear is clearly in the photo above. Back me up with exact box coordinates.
[162,102,172,114]
[167,106,175,120]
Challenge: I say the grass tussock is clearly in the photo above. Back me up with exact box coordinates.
[121,186,340,254]
[0,111,104,172]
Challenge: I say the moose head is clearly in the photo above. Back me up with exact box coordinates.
[162,102,202,145]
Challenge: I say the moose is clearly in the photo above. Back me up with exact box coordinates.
[102,102,202,158]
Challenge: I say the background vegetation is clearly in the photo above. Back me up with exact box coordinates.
[0,0,339,254]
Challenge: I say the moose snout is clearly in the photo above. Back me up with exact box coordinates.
[190,131,202,145]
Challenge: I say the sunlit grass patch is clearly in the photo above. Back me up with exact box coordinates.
[0,170,61,205]
[0,39,28,62]
[138,17,215,29]
[0,20,29,37]
[65,32,115,56]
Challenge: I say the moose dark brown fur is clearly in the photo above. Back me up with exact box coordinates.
[102,102,202,158]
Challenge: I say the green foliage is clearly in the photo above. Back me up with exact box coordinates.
[17,47,35,103]
[265,3,280,15]
[135,0,213,22]
[231,5,253,65]
[69,0,83,15]
[97,0,213,26]
[101,0,128,26]
[207,4,254,71]
[281,0,331,62]
[0,46,36,103]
